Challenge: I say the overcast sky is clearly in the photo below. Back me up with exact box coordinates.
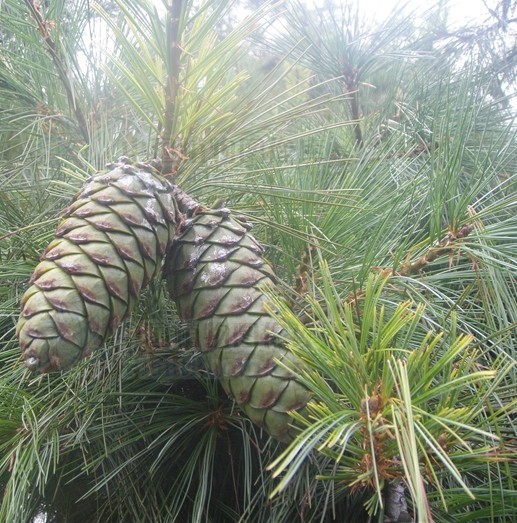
[338,0,489,26]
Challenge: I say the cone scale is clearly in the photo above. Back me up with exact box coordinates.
[17,159,178,372]
[165,198,309,442]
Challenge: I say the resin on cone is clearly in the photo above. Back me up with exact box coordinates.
[165,200,309,442]
[17,159,178,372]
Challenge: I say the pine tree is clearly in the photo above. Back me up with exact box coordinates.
[0,0,515,522]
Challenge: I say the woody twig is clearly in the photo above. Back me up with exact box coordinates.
[397,223,474,277]
[24,0,90,144]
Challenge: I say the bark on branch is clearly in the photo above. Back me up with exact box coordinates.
[161,0,184,176]
[398,224,474,276]
[384,481,413,522]
[24,0,90,144]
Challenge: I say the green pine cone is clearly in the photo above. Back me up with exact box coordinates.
[165,205,309,442]
[17,159,178,372]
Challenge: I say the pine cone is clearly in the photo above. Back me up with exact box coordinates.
[17,159,178,372]
[165,199,309,442]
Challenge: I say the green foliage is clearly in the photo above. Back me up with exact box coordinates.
[268,267,515,521]
[0,0,516,521]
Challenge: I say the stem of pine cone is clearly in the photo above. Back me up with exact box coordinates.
[161,0,184,176]
[24,0,90,144]
[171,185,204,215]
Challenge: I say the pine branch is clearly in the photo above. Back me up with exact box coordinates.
[161,0,184,176]
[397,223,474,276]
[24,0,90,144]
[343,66,363,148]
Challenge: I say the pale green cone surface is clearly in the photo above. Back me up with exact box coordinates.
[165,208,309,442]
[17,159,178,372]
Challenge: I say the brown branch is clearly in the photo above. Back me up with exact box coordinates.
[343,67,363,148]
[24,0,90,144]
[294,244,315,295]
[161,0,184,176]
[398,224,474,277]
[349,90,363,148]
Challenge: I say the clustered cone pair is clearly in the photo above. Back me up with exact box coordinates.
[16,159,309,442]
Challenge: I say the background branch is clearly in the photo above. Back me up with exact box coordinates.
[24,0,90,144]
